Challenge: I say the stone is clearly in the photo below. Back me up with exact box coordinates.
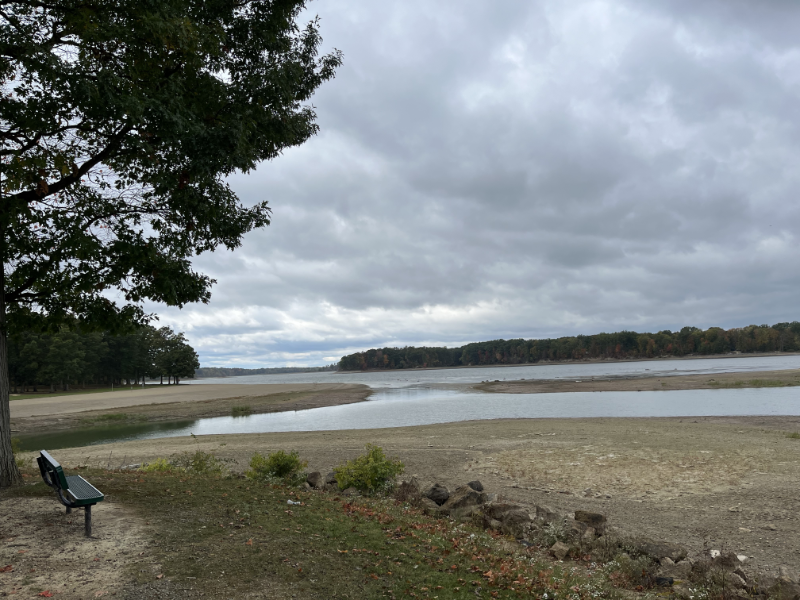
[535,505,560,524]
[770,580,800,600]
[424,483,450,506]
[420,497,441,514]
[632,539,688,562]
[581,527,596,543]
[672,582,693,600]
[550,541,570,561]
[728,573,747,589]
[483,502,531,537]
[486,518,503,531]
[395,478,422,502]
[734,567,747,582]
[565,518,588,540]
[341,487,358,497]
[467,480,484,492]
[573,510,606,535]
[440,485,488,516]
[325,472,337,485]
[307,471,323,489]
[780,567,798,583]
[302,482,312,491]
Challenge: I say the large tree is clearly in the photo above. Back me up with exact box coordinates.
[0,0,341,486]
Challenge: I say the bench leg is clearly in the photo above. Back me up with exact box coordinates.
[84,505,92,537]
[66,506,72,514]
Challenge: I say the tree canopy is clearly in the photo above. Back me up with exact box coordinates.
[0,0,341,486]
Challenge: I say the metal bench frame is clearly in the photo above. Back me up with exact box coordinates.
[37,450,104,537]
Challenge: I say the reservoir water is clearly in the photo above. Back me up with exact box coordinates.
[21,354,800,450]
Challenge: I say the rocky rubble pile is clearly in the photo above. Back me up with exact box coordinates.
[304,471,800,600]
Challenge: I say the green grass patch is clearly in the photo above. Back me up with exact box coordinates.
[5,465,639,599]
[708,378,799,389]
[78,412,147,427]
[231,405,252,417]
[786,432,800,440]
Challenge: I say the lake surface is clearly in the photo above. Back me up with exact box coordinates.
[22,384,800,451]
[188,354,800,389]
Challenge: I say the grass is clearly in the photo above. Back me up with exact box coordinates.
[708,378,800,389]
[786,432,800,440]
[5,464,647,600]
[78,412,147,427]
[10,385,163,401]
[231,405,252,417]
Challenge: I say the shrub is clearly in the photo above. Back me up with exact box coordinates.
[231,405,252,417]
[172,450,227,475]
[141,457,174,473]
[334,444,404,494]
[246,450,307,484]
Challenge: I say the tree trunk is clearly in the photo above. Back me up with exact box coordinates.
[0,269,22,487]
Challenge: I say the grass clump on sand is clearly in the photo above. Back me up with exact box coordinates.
[786,432,800,440]
[334,444,404,494]
[78,412,147,427]
[246,450,307,485]
[710,378,798,389]
[6,459,648,600]
[140,451,228,475]
[231,405,252,417]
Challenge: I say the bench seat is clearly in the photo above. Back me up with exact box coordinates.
[64,475,104,506]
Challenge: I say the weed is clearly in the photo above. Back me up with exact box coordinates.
[334,444,404,494]
[172,450,227,476]
[245,450,307,484]
[539,520,567,547]
[786,432,800,440]
[231,405,252,417]
[10,437,30,468]
[140,457,174,473]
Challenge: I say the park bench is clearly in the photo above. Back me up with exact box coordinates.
[36,450,104,537]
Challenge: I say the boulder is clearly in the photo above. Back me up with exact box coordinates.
[581,527,596,544]
[550,541,570,561]
[659,559,692,580]
[307,471,323,489]
[420,497,442,514]
[632,539,688,562]
[325,472,337,485]
[573,510,606,535]
[771,581,800,600]
[728,573,747,589]
[565,518,588,540]
[341,487,359,497]
[424,483,450,506]
[440,485,488,517]
[395,478,422,502]
[483,502,531,536]
[467,480,484,492]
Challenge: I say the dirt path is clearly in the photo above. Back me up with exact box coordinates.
[0,496,154,598]
[40,415,800,579]
[474,368,800,393]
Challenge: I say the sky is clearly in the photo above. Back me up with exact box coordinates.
[148,0,800,368]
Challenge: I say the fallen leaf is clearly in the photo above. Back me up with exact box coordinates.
[245,539,253,546]
[17,550,27,554]
[38,593,54,598]
[0,565,12,572]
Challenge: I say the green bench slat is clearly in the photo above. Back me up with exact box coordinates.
[65,475,105,505]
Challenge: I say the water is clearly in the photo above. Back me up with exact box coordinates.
[22,385,800,451]
[188,354,800,389]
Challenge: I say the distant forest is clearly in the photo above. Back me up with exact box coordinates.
[9,325,199,392]
[338,323,800,371]
[195,365,338,378]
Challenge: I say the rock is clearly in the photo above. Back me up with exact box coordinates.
[302,482,312,491]
[424,483,450,506]
[395,478,422,502]
[581,527,596,543]
[770,580,800,600]
[325,472,337,485]
[550,541,570,561]
[307,471,323,489]
[535,505,560,524]
[440,485,488,516]
[734,567,747,582]
[467,480,484,492]
[655,576,674,587]
[574,510,606,535]
[483,502,531,537]
[632,539,688,562]
[486,518,503,531]
[780,567,797,583]
[728,573,747,589]
[659,559,692,580]
[565,518,587,540]
[736,555,748,564]
[420,497,442,514]
[341,487,358,497]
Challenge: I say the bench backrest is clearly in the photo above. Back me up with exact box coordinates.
[38,450,69,490]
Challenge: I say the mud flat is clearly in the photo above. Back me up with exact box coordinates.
[473,368,800,394]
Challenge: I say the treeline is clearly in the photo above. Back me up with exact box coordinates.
[339,323,800,371]
[195,365,338,378]
[8,325,199,392]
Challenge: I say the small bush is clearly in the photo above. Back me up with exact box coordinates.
[231,405,252,417]
[246,450,307,484]
[141,457,174,473]
[172,450,227,476]
[334,444,404,494]
[787,432,800,440]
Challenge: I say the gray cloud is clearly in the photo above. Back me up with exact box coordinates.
[147,0,800,367]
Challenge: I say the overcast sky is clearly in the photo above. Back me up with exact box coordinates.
[149,0,800,368]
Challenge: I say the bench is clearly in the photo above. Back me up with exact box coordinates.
[37,450,104,537]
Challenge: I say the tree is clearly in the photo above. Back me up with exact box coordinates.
[0,0,341,486]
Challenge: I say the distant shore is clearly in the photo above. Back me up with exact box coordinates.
[337,350,800,374]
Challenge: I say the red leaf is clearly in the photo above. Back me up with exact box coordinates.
[38,592,54,598]
[0,565,12,573]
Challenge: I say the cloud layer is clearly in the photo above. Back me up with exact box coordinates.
[148,0,800,367]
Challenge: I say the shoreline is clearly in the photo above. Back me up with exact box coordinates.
[334,350,800,374]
